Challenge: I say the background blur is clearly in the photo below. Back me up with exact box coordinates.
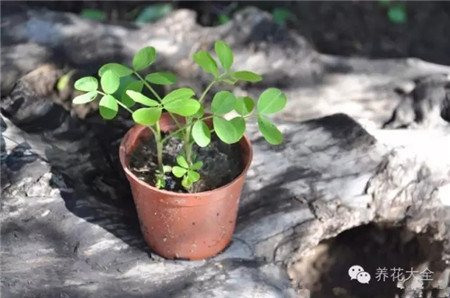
[10,0,450,65]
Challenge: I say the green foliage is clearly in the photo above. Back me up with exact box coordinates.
[192,120,211,147]
[72,40,287,190]
[80,9,107,20]
[162,88,195,102]
[99,95,119,119]
[217,14,230,25]
[388,5,407,24]
[135,3,173,24]
[214,41,233,71]
[57,70,74,91]
[380,0,407,24]
[146,72,177,85]
[234,96,254,116]
[163,97,200,117]
[193,51,218,76]
[172,155,201,189]
[99,63,133,77]
[101,70,120,94]
[272,8,292,27]
[257,115,283,145]
[73,91,97,104]
[132,108,162,125]
[257,88,287,114]
[120,80,143,107]
[133,47,156,71]
[213,116,245,144]
[75,76,98,92]
[211,91,235,115]
[230,71,262,82]
[126,90,159,106]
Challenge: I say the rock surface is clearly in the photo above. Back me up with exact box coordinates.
[1,6,450,298]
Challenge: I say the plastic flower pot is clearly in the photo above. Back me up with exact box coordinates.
[119,113,253,260]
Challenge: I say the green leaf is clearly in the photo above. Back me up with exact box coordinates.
[177,155,189,168]
[214,40,233,71]
[74,76,98,92]
[155,175,166,189]
[211,91,235,115]
[132,107,162,125]
[257,115,283,145]
[172,166,187,178]
[57,70,74,91]
[272,8,292,27]
[187,170,200,182]
[163,98,200,116]
[219,78,237,85]
[182,175,193,189]
[135,4,173,24]
[162,88,195,102]
[145,72,177,85]
[80,9,107,20]
[217,14,230,25]
[126,90,159,106]
[133,47,157,71]
[388,5,407,24]
[120,80,143,107]
[230,71,262,82]
[257,88,287,115]
[99,95,119,119]
[72,91,97,104]
[213,116,245,144]
[193,105,205,118]
[163,165,172,173]
[192,120,211,147]
[193,51,218,76]
[191,161,203,170]
[235,96,255,116]
[98,63,133,77]
[101,70,120,94]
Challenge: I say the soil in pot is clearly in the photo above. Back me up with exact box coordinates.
[128,132,244,193]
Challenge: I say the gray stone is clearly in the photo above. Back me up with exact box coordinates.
[1,6,449,298]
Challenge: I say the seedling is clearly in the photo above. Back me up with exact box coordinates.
[73,41,287,190]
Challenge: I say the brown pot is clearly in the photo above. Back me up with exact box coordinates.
[119,113,253,260]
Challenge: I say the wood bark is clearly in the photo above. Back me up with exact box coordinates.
[1,6,449,298]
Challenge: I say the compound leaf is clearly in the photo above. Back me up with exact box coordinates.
[133,47,156,71]
[192,120,211,147]
[99,95,119,119]
[74,76,98,92]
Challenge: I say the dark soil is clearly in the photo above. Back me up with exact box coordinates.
[128,132,244,193]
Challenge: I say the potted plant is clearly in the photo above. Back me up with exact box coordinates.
[72,41,287,260]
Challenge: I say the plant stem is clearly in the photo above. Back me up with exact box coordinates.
[184,123,193,164]
[198,73,227,104]
[134,71,162,101]
[98,91,134,114]
[134,71,183,130]
[160,115,215,143]
[116,100,134,114]
[198,80,216,104]
[154,122,164,173]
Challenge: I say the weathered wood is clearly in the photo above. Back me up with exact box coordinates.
[384,74,450,129]
[1,6,450,298]
[2,5,450,127]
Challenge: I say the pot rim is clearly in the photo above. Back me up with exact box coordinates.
[119,124,253,197]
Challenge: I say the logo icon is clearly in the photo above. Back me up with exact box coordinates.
[348,265,371,284]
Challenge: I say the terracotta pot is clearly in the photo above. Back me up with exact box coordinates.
[119,113,253,260]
